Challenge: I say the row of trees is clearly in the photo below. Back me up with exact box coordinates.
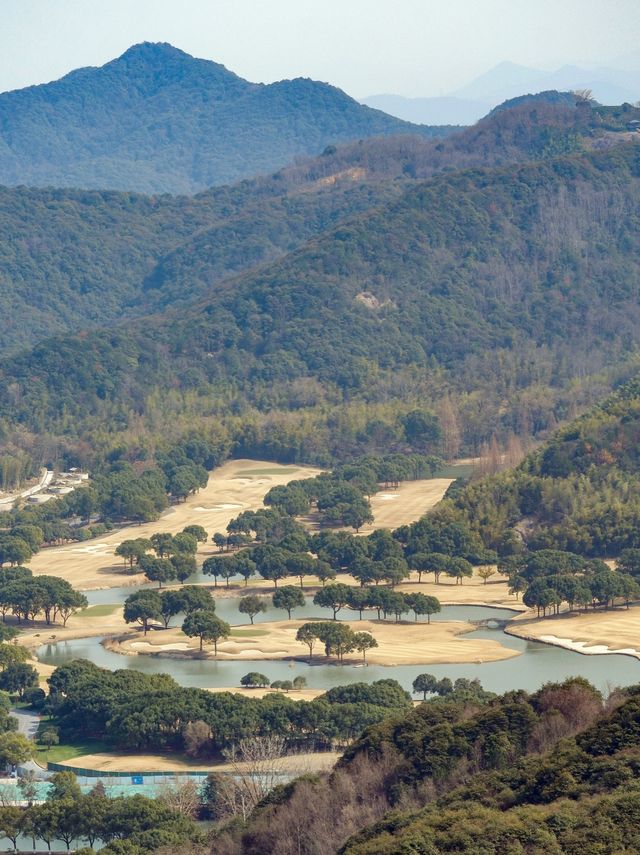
[204,534,480,593]
[0,566,87,626]
[312,584,441,623]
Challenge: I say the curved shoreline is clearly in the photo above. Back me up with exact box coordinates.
[505,625,640,661]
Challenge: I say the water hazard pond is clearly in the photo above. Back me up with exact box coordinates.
[36,598,640,695]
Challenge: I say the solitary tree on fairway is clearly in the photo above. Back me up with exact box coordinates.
[353,631,378,663]
[296,623,320,662]
[273,585,305,619]
[478,565,497,584]
[123,590,162,635]
[182,525,208,543]
[238,595,267,624]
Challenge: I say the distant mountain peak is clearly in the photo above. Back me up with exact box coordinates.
[119,40,188,58]
[107,41,241,83]
[0,43,451,193]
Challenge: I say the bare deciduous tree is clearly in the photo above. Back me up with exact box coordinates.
[221,735,308,819]
[157,778,201,817]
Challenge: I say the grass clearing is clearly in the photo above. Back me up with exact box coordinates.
[77,603,119,618]
[34,720,111,764]
[432,463,474,479]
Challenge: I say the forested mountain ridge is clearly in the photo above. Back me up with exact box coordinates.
[0,178,405,354]
[3,142,640,448]
[0,94,629,355]
[0,42,454,193]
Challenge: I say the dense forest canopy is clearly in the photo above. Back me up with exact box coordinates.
[1,93,623,357]
[3,133,640,471]
[209,678,640,854]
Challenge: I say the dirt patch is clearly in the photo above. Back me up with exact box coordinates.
[55,750,339,774]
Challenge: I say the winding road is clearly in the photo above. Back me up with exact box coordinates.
[10,708,46,776]
[0,469,54,510]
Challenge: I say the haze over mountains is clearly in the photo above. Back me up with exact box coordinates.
[363,57,640,124]
[0,42,454,194]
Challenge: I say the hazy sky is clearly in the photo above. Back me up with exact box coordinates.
[1,0,639,97]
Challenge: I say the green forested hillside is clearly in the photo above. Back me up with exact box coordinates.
[427,376,640,557]
[1,94,610,354]
[0,42,453,194]
[3,142,640,460]
[0,179,404,354]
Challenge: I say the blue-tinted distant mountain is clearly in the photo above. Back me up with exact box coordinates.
[360,94,489,126]
[454,60,640,106]
[0,42,455,194]
[370,61,640,126]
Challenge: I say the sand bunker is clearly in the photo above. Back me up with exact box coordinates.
[508,606,640,660]
[539,635,640,657]
[130,641,191,652]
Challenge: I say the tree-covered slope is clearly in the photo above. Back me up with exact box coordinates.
[209,679,640,854]
[431,376,640,558]
[0,177,404,355]
[0,94,608,355]
[5,143,640,426]
[0,42,454,194]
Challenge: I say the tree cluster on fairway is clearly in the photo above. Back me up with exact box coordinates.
[0,566,87,627]
[295,622,378,663]
[118,528,201,587]
[239,673,307,691]
[123,586,219,636]
[499,549,640,616]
